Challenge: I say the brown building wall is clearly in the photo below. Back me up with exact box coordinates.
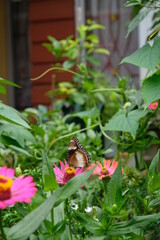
[29,0,75,106]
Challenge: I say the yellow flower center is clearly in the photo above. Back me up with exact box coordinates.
[152,102,157,107]
[0,175,13,200]
[101,166,109,175]
[65,167,76,175]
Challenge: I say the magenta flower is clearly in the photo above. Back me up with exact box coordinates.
[53,160,84,185]
[91,160,123,180]
[147,101,158,110]
[0,166,37,209]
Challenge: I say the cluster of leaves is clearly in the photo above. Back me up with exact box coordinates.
[1,0,160,239]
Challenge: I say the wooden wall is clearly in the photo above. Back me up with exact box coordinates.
[29,0,75,106]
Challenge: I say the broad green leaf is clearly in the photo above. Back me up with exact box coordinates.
[105,163,123,207]
[0,102,30,129]
[7,189,61,240]
[75,212,105,236]
[121,37,160,70]
[126,8,150,37]
[107,213,160,235]
[0,124,35,148]
[95,48,110,55]
[142,72,160,106]
[7,168,93,240]
[42,151,59,191]
[149,149,160,176]
[0,78,21,88]
[103,109,148,136]
[54,202,64,225]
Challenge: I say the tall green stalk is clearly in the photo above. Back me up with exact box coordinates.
[0,210,7,240]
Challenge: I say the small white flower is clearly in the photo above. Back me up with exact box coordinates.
[85,206,93,213]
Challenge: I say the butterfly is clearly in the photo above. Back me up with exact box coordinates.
[68,137,91,168]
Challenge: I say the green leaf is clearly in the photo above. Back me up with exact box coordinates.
[0,78,21,88]
[71,107,98,121]
[42,151,59,191]
[126,8,150,37]
[84,237,105,240]
[149,149,160,176]
[54,202,64,225]
[124,0,142,7]
[0,85,6,95]
[148,174,160,192]
[54,167,94,207]
[0,124,35,148]
[7,168,93,240]
[107,213,160,235]
[0,102,30,128]
[86,55,100,66]
[105,163,123,207]
[121,37,160,70]
[149,197,160,207]
[7,189,61,240]
[142,72,160,106]
[75,212,105,236]
[103,109,148,136]
[95,48,110,55]
[62,60,75,69]
[9,145,32,157]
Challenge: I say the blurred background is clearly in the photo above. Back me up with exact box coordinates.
[0,0,151,110]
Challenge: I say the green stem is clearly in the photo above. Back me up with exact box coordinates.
[48,123,99,150]
[0,210,7,240]
[66,199,73,240]
[135,152,139,170]
[31,67,84,82]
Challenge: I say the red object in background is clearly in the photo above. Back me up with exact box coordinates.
[29,0,75,106]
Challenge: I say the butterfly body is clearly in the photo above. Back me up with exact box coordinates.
[68,137,90,167]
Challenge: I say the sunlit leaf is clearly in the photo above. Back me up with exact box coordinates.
[121,37,160,70]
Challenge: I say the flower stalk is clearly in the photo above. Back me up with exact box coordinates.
[0,210,7,240]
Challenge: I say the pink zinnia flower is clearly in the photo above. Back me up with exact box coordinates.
[147,101,158,110]
[53,160,84,185]
[0,166,37,209]
[92,160,123,180]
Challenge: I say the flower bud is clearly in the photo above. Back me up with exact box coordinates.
[15,167,22,177]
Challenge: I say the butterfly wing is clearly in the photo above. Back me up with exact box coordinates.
[68,138,91,167]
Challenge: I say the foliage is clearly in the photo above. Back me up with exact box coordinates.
[0,1,160,239]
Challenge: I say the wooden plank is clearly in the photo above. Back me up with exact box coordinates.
[32,84,51,105]
[0,0,9,104]
[30,20,74,43]
[30,0,74,22]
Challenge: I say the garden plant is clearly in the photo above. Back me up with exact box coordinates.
[0,0,160,239]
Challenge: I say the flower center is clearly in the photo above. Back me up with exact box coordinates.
[101,166,109,175]
[0,175,13,200]
[64,167,76,183]
[65,167,76,175]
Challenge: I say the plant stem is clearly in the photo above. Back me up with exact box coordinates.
[66,199,73,240]
[31,67,84,81]
[48,123,99,150]
[135,152,139,170]
[0,210,7,240]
